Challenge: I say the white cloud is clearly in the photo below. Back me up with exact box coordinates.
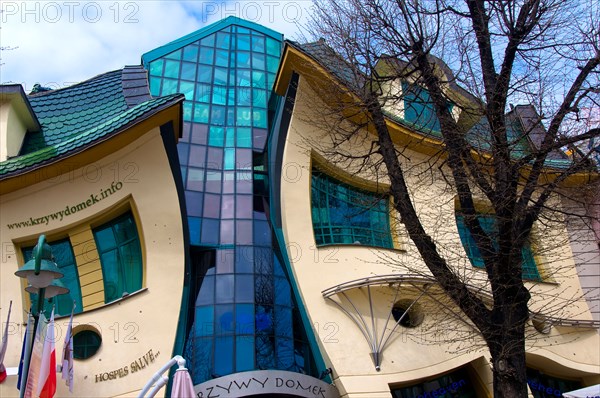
[0,0,309,92]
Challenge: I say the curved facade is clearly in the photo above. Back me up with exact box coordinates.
[141,17,324,387]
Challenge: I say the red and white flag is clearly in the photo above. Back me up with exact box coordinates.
[0,301,12,383]
[61,308,74,393]
[37,309,56,398]
[24,312,47,398]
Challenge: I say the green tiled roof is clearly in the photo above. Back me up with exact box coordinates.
[22,70,129,154]
[1,68,184,178]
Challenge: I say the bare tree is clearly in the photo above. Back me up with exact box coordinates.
[299,0,600,396]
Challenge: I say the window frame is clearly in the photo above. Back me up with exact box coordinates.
[310,168,395,249]
[455,213,543,282]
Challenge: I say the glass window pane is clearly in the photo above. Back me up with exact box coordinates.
[164,60,180,79]
[237,51,251,68]
[266,37,280,56]
[187,167,204,192]
[161,79,178,95]
[200,34,215,47]
[199,47,214,64]
[208,127,225,147]
[216,32,231,49]
[214,336,234,376]
[149,59,164,76]
[194,306,214,336]
[193,103,210,123]
[236,107,252,126]
[183,45,198,62]
[236,336,254,372]
[165,49,182,60]
[181,62,197,81]
[236,304,254,334]
[237,34,251,50]
[236,220,253,245]
[235,275,254,303]
[179,81,195,101]
[203,193,221,218]
[201,218,220,245]
[216,275,234,303]
[189,145,207,168]
[186,191,204,217]
[196,65,213,83]
[251,35,265,52]
[237,128,252,148]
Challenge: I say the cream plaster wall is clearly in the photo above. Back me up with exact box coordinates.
[0,127,185,398]
[279,78,600,397]
[0,101,28,162]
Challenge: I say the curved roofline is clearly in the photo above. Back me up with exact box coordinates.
[141,16,283,65]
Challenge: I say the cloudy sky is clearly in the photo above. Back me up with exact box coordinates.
[0,1,311,92]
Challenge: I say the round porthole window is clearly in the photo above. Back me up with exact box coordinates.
[391,300,424,328]
[73,326,102,359]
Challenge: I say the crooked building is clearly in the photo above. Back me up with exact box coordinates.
[0,16,598,398]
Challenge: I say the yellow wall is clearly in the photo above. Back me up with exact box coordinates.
[279,77,600,397]
[0,127,186,398]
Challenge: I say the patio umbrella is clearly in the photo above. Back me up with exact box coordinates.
[170,365,195,398]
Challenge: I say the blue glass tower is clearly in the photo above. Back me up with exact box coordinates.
[142,17,322,384]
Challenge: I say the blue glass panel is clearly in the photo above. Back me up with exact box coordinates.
[164,49,182,60]
[254,220,271,247]
[256,335,275,369]
[209,127,225,147]
[214,336,234,376]
[185,191,203,217]
[188,145,206,168]
[216,32,231,49]
[186,336,212,384]
[237,128,252,148]
[195,84,210,103]
[251,35,265,52]
[228,88,236,105]
[94,227,117,252]
[188,216,201,246]
[183,45,198,62]
[252,71,266,88]
[201,218,220,245]
[266,56,279,73]
[179,81,195,101]
[236,336,254,372]
[216,275,234,304]
[237,70,251,87]
[186,167,204,191]
[253,108,267,128]
[149,77,161,97]
[215,304,234,333]
[214,67,228,85]
[149,59,164,76]
[252,89,267,107]
[211,105,226,125]
[255,305,273,333]
[181,62,197,81]
[236,220,253,245]
[164,60,180,78]
[191,123,209,145]
[203,193,220,218]
[266,37,280,56]
[205,171,222,194]
[235,274,254,303]
[236,304,254,334]
[252,53,265,70]
[161,79,178,95]
[223,171,235,194]
[237,87,252,106]
[221,220,234,245]
[207,147,223,169]
[194,306,214,336]
[235,246,254,273]
[215,49,229,67]
[225,127,235,147]
[237,51,251,68]
[182,101,193,122]
[236,107,252,126]
[212,86,227,105]
[216,249,235,273]
[195,276,214,306]
[200,34,215,47]
[237,34,251,51]
[193,103,210,123]
[274,277,292,307]
[236,195,253,219]
[276,337,295,369]
[224,148,235,170]
[254,248,273,275]
[221,195,235,219]
[196,65,213,83]
[199,47,214,64]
